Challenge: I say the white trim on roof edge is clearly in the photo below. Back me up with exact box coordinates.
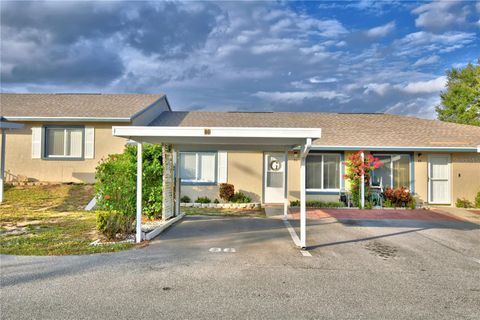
[311,145,479,152]
[3,116,131,122]
[113,126,322,138]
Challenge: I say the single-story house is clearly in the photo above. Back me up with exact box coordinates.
[1,93,480,208]
[1,93,170,183]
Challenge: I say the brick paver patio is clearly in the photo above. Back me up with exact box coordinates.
[289,208,462,221]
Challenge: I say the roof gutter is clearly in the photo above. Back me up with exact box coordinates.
[2,116,131,123]
[310,145,480,153]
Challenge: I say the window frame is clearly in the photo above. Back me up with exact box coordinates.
[43,125,85,160]
[179,151,217,185]
[371,153,413,190]
[306,153,342,192]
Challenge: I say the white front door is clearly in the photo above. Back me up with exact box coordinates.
[428,155,451,204]
[264,152,285,204]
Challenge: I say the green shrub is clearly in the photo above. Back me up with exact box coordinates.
[230,192,251,203]
[213,198,220,204]
[384,199,394,208]
[95,144,163,220]
[289,200,345,208]
[219,183,235,202]
[290,200,300,206]
[180,195,191,203]
[96,211,134,240]
[195,196,211,203]
[407,198,416,209]
[364,201,373,209]
[456,198,474,208]
[476,192,480,208]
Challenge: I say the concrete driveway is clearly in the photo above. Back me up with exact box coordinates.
[1,214,480,319]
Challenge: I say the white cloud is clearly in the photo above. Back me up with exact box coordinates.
[309,76,338,84]
[412,1,468,30]
[253,90,349,103]
[363,83,391,96]
[365,21,395,38]
[395,31,476,56]
[413,55,440,66]
[400,76,447,94]
[384,96,440,119]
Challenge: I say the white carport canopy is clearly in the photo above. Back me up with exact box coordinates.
[1,119,24,203]
[113,126,322,248]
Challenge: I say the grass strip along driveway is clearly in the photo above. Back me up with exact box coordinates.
[0,184,132,255]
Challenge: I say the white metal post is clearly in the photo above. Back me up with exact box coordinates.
[136,142,143,243]
[283,150,288,218]
[300,154,306,248]
[0,129,6,203]
[360,151,365,209]
[175,148,181,216]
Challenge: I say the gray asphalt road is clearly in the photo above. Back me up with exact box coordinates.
[1,215,479,320]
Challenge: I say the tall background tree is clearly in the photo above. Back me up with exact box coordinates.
[436,61,480,126]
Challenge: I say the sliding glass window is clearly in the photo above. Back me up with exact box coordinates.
[306,154,341,190]
[372,154,411,189]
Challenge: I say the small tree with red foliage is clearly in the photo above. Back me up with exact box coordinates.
[344,151,382,207]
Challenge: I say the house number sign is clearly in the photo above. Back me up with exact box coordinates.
[270,159,281,171]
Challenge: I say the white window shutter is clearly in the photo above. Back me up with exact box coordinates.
[84,127,95,159]
[31,127,42,159]
[217,151,228,183]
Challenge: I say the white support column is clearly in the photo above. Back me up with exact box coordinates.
[283,150,288,218]
[0,129,6,203]
[300,155,306,248]
[299,138,311,249]
[175,148,181,216]
[360,151,365,209]
[136,142,143,243]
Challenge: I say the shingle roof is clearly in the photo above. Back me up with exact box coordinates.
[151,111,480,148]
[0,93,165,120]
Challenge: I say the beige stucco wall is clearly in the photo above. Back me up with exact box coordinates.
[180,185,220,202]
[2,122,128,183]
[179,150,264,202]
[452,153,480,203]
[413,152,479,205]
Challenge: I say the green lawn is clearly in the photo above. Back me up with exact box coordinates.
[0,184,132,255]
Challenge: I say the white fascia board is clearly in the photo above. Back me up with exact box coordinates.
[311,145,479,153]
[113,126,322,139]
[3,116,131,123]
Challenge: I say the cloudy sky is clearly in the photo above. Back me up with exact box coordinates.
[1,1,479,118]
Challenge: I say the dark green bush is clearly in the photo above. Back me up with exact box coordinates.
[456,198,474,208]
[476,192,480,208]
[407,198,417,209]
[195,196,211,203]
[290,200,345,208]
[96,211,134,240]
[230,192,251,203]
[213,198,220,204]
[364,201,373,209]
[95,144,163,220]
[219,183,235,201]
[180,195,191,203]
